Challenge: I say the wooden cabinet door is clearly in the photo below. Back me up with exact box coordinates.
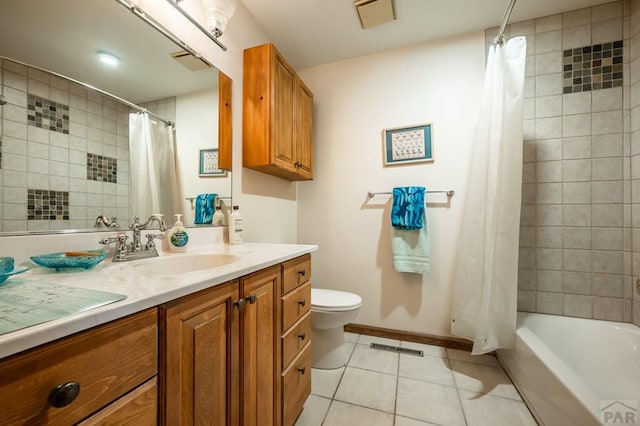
[160,280,240,426]
[241,265,281,426]
[294,81,313,180]
[272,51,296,174]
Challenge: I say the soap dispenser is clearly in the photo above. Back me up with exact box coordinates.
[212,205,225,226]
[228,205,243,244]
[167,213,189,252]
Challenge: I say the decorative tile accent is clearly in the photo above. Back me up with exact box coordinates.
[27,94,70,134]
[563,40,623,93]
[87,153,117,183]
[27,189,70,220]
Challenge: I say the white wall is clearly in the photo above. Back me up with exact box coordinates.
[297,33,486,337]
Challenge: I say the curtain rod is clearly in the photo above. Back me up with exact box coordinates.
[493,0,517,46]
[0,56,173,128]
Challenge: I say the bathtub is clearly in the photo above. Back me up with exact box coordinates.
[497,312,640,426]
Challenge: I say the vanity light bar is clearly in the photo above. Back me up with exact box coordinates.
[165,0,228,52]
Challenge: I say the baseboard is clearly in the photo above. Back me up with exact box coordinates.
[344,323,473,352]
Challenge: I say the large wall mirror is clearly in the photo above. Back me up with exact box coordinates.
[0,0,232,235]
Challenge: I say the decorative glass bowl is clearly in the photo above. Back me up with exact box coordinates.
[31,250,109,271]
[0,266,30,284]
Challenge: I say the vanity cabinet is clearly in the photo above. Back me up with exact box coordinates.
[0,309,158,425]
[243,42,314,181]
[280,254,312,425]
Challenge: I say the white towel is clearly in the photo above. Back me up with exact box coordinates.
[391,210,430,274]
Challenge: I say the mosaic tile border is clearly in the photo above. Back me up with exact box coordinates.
[27,94,70,134]
[563,40,623,93]
[87,153,118,183]
[27,189,69,221]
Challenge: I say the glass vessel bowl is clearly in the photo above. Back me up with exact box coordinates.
[31,250,109,271]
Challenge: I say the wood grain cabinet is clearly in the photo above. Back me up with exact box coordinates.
[0,309,158,425]
[243,43,314,181]
[280,254,312,425]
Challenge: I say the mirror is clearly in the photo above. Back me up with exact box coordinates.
[0,0,232,235]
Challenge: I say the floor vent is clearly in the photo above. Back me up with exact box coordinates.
[370,343,424,357]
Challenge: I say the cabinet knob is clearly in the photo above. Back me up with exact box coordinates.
[49,381,81,408]
[297,269,306,277]
[246,294,257,304]
[234,299,246,310]
[297,367,306,375]
[297,332,306,341]
[297,299,306,307]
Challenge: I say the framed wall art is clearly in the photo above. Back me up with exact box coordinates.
[199,148,227,177]
[382,123,433,166]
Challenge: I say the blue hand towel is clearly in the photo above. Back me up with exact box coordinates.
[194,193,216,224]
[391,186,425,229]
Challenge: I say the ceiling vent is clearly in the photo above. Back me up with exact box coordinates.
[170,51,212,72]
[354,0,395,29]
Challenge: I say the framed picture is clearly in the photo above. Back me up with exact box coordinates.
[382,123,433,166]
[199,148,227,177]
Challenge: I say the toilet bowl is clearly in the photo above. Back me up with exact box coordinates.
[311,288,362,369]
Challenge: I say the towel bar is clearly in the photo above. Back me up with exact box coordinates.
[367,190,454,198]
[185,196,232,202]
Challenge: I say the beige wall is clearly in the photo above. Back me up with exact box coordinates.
[296,34,486,337]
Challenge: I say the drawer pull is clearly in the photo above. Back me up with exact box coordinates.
[297,332,306,340]
[297,367,306,375]
[246,294,257,304]
[49,381,81,408]
[297,299,306,307]
[297,269,306,277]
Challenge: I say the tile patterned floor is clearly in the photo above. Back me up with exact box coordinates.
[295,333,538,426]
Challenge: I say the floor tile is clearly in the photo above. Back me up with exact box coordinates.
[323,400,394,426]
[399,340,447,357]
[334,367,397,413]
[398,353,455,387]
[344,332,360,343]
[450,360,522,400]
[395,415,440,425]
[459,389,537,426]
[348,343,399,375]
[396,377,465,426]
[345,341,356,361]
[294,395,331,426]
[311,366,344,398]
[446,348,500,367]
[357,334,401,347]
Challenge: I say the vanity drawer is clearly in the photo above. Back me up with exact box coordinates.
[281,342,311,426]
[0,309,158,425]
[281,312,311,369]
[282,281,311,331]
[282,254,311,295]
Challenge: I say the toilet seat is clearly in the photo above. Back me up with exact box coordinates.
[311,288,362,312]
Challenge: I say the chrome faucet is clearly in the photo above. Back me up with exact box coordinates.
[99,214,167,262]
[94,215,120,228]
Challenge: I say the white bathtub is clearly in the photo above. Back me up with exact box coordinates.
[497,312,640,426]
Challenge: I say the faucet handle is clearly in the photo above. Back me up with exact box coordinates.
[144,233,164,250]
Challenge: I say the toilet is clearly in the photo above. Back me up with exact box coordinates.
[311,288,362,369]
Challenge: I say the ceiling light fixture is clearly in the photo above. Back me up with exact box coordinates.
[97,51,120,66]
[201,0,236,38]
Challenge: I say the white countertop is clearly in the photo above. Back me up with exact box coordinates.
[0,242,317,360]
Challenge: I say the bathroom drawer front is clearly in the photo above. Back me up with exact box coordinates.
[281,342,311,426]
[0,308,158,425]
[77,376,158,426]
[282,281,311,331]
[282,254,311,295]
[281,312,311,369]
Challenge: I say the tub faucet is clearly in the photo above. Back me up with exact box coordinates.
[94,215,120,229]
[99,214,167,262]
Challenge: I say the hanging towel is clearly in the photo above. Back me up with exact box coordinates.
[391,186,425,229]
[194,193,217,224]
[391,187,430,274]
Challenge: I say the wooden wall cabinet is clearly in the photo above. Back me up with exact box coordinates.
[243,43,314,181]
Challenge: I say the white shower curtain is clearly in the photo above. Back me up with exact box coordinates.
[129,112,181,222]
[450,36,527,355]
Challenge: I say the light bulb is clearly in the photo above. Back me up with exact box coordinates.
[202,0,236,37]
[97,51,120,66]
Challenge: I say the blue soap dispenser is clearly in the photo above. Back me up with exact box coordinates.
[167,214,189,252]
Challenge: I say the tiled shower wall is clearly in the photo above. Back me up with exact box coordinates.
[492,0,638,322]
[631,0,640,325]
[0,60,132,232]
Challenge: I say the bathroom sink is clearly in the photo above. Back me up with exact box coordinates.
[123,253,239,277]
